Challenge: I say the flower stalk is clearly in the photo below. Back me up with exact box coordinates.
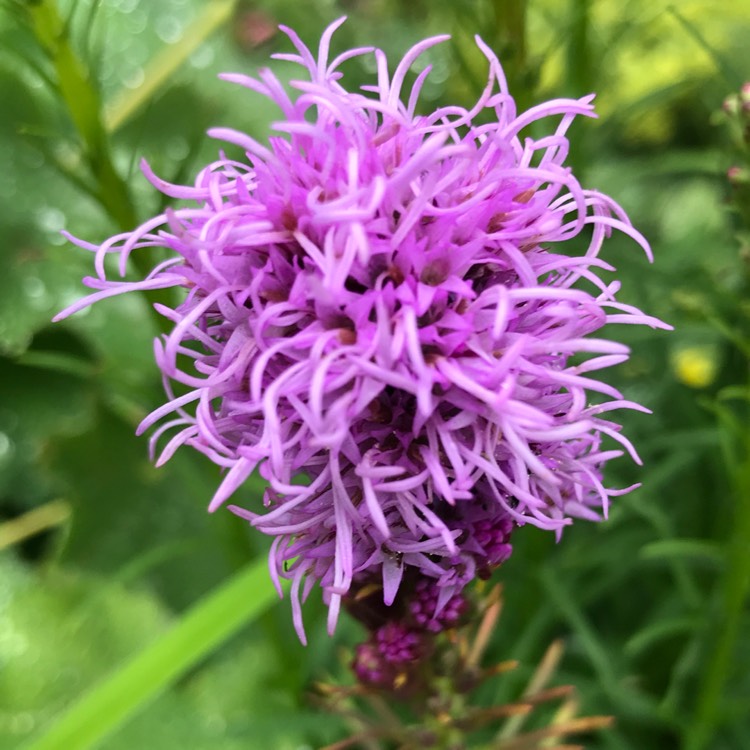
[26,0,136,232]
[686,83,750,750]
[23,0,174,329]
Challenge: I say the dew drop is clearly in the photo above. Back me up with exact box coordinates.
[127,9,148,35]
[10,713,35,735]
[112,0,138,13]
[156,15,184,45]
[23,276,46,299]
[190,45,215,70]
[166,136,189,160]
[23,277,50,310]
[36,207,65,233]
[122,67,145,90]
[60,289,92,317]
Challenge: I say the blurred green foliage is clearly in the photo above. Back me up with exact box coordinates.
[1,0,749,748]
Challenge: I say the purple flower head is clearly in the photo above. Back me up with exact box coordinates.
[56,19,669,642]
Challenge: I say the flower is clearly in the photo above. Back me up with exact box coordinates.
[672,346,717,389]
[56,18,669,642]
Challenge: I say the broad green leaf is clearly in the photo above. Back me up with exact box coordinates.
[0,354,96,506]
[0,229,92,358]
[19,556,285,750]
[104,0,238,133]
[0,553,170,747]
[0,553,322,750]
[47,403,266,607]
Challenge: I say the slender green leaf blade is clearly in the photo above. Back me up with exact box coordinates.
[640,539,725,568]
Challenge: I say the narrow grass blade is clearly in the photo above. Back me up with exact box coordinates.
[640,540,724,569]
[624,617,701,659]
[667,5,742,88]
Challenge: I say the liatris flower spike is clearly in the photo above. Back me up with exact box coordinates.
[56,18,669,642]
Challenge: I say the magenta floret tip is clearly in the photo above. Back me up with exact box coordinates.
[57,19,666,638]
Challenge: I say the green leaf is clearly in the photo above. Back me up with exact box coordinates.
[625,616,703,659]
[717,385,750,402]
[0,554,171,747]
[19,556,285,750]
[13,350,96,379]
[0,354,96,505]
[0,226,90,358]
[46,403,268,605]
[538,565,659,720]
[640,540,725,569]
[0,554,320,750]
[104,0,238,133]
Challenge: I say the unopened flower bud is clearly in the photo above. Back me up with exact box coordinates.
[376,621,423,664]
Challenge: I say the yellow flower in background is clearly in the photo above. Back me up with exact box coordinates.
[672,346,718,388]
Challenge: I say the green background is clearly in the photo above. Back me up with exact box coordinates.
[1,0,749,748]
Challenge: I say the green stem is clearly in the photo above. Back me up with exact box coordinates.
[26,0,170,330]
[496,0,527,68]
[27,0,136,231]
[491,0,529,111]
[566,0,592,94]
[565,0,593,177]
[20,557,285,750]
[687,412,750,749]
